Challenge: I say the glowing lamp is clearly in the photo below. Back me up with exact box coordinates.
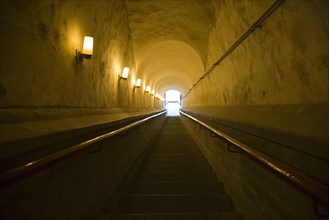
[76,36,93,62]
[145,86,151,93]
[121,67,129,79]
[134,79,141,88]
[82,36,93,56]
[151,90,155,96]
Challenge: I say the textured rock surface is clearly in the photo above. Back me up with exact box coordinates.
[0,0,163,109]
[184,0,328,106]
[182,0,328,143]
[0,0,164,142]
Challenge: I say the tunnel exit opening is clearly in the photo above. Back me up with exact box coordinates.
[165,90,181,116]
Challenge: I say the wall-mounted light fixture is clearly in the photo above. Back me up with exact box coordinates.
[145,86,151,93]
[76,36,93,63]
[151,89,155,96]
[133,79,141,91]
[120,67,129,79]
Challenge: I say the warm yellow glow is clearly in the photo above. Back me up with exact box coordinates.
[151,90,155,96]
[157,94,165,101]
[145,86,151,93]
[131,76,136,87]
[135,79,141,87]
[122,67,129,79]
[82,36,93,55]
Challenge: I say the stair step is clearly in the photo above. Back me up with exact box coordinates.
[146,158,208,165]
[152,146,200,150]
[154,139,196,143]
[152,149,202,156]
[117,181,224,194]
[149,154,204,159]
[116,194,234,213]
[96,117,242,219]
[141,164,211,172]
[156,135,195,139]
[154,145,200,152]
[151,144,198,149]
[138,172,217,181]
[96,212,243,220]
[152,147,200,151]
[152,147,199,152]
[149,152,201,157]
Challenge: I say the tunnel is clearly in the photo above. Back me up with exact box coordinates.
[0,0,328,219]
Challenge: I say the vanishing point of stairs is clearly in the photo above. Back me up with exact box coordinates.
[98,116,242,220]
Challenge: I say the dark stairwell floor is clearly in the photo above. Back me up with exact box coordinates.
[96,116,243,220]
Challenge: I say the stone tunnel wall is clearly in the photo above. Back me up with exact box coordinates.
[0,0,164,143]
[184,0,328,107]
[0,2,165,218]
[183,0,328,140]
[182,0,328,171]
[182,0,328,219]
[0,0,163,124]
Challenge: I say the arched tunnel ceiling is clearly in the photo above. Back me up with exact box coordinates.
[137,41,204,94]
[127,0,213,95]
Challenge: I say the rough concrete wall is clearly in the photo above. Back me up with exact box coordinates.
[182,115,322,220]
[0,0,163,112]
[182,0,328,139]
[0,114,166,220]
[184,0,328,106]
[182,0,328,179]
[181,0,328,219]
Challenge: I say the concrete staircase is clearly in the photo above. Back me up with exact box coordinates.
[97,116,242,220]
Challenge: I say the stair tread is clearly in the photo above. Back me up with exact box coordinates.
[148,155,205,159]
[118,181,222,190]
[141,166,211,172]
[97,212,243,220]
[121,180,221,183]
[138,172,217,181]
[97,117,241,219]
[147,158,207,163]
[114,194,234,213]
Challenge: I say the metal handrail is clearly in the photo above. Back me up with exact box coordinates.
[180,110,329,209]
[0,110,166,188]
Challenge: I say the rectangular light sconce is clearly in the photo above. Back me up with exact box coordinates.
[134,79,141,88]
[76,36,93,62]
[82,36,93,57]
[151,90,155,96]
[145,86,151,93]
[121,67,129,79]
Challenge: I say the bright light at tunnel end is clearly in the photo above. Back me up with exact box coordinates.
[165,90,181,116]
